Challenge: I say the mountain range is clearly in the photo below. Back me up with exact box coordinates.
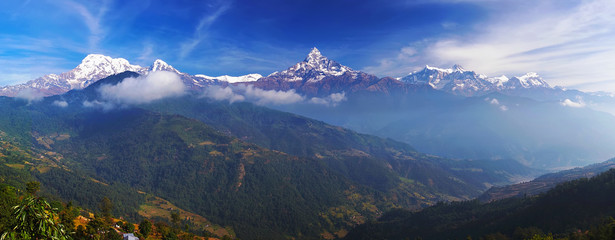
[0,54,257,97]
[1,48,615,239]
[2,48,615,170]
[0,47,554,98]
[401,65,550,96]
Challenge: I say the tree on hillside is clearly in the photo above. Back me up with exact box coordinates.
[99,197,113,225]
[25,181,40,195]
[139,219,152,238]
[0,181,72,240]
[171,211,180,228]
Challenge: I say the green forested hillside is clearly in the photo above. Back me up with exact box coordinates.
[345,168,615,240]
[145,96,539,193]
[0,72,540,239]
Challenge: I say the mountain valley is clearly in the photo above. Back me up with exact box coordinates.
[0,48,613,240]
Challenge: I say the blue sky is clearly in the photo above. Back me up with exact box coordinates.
[1,0,614,92]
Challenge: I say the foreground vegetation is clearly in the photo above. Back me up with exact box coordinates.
[0,181,229,240]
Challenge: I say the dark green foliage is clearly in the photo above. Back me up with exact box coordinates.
[99,197,113,224]
[35,167,145,220]
[345,169,615,240]
[25,181,40,195]
[122,222,135,233]
[139,219,152,237]
[0,186,19,235]
[147,97,538,196]
[1,195,71,240]
[170,211,180,228]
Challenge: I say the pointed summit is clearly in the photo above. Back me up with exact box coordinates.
[265,47,355,83]
[150,59,178,72]
[305,47,326,64]
[452,64,465,72]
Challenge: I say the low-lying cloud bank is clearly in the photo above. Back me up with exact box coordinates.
[201,85,346,106]
[99,71,186,105]
[561,97,586,108]
[52,100,68,107]
[15,88,44,103]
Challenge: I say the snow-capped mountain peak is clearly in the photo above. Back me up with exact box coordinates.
[509,72,550,88]
[266,47,355,82]
[424,65,453,73]
[452,64,465,72]
[195,73,263,83]
[73,54,143,80]
[150,59,179,73]
[305,47,325,64]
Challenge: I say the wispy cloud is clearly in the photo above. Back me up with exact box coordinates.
[56,0,110,51]
[365,0,615,92]
[179,2,232,59]
[137,42,154,64]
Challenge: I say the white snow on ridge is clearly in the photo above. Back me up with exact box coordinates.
[195,74,263,83]
[424,65,453,74]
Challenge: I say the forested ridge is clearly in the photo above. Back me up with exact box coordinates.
[345,168,615,240]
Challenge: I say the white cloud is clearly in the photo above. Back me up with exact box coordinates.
[99,71,186,105]
[201,85,326,106]
[561,98,586,108]
[489,98,500,105]
[485,97,508,111]
[83,100,114,111]
[309,92,347,106]
[362,44,422,76]
[52,100,68,107]
[15,88,43,103]
[202,85,245,103]
[243,85,304,105]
